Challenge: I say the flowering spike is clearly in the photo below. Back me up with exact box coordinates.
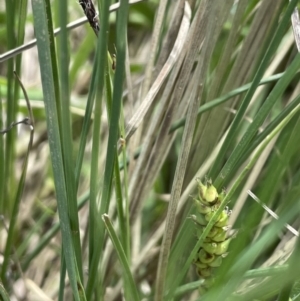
[192,180,233,293]
[198,180,218,204]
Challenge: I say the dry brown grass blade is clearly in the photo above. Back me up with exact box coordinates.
[207,0,246,101]
[154,0,186,74]
[154,0,224,299]
[224,0,283,92]
[140,0,169,99]
[291,7,300,52]
[128,3,192,223]
[183,0,236,180]
[129,0,189,207]
[123,4,191,144]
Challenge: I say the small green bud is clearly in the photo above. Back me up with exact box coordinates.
[193,198,212,214]
[211,227,227,242]
[204,210,228,227]
[191,214,208,227]
[198,267,212,278]
[208,256,223,267]
[214,238,231,255]
[206,227,219,238]
[204,210,215,222]
[215,211,229,227]
[203,238,231,255]
[194,260,208,269]
[202,242,218,254]
[198,181,218,204]
[218,190,226,201]
[198,249,215,263]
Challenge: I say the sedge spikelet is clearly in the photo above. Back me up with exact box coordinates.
[192,179,231,292]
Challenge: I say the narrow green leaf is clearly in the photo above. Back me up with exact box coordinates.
[0,73,34,284]
[84,0,111,297]
[210,0,299,183]
[31,0,84,299]
[102,214,140,301]
[215,53,300,188]
[57,0,83,281]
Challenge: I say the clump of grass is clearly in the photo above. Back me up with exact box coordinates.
[1,0,300,300]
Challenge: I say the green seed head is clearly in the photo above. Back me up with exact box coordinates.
[198,181,218,204]
[192,180,232,292]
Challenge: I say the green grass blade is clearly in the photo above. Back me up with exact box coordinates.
[0,281,10,301]
[58,255,67,301]
[75,53,98,188]
[84,0,111,297]
[238,93,300,165]
[4,0,17,213]
[31,1,84,299]
[21,192,89,272]
[0,90,4,213]
[102,214,140,301]
[57,0,83,281]
[0,74,34,285]
[13,0,28,99]
[170,72,285,132]
[69,30,95,88]
[88,65,102,266]
[105,55,129,257]
[209,0,299,183]
[174,280,204,298]
[215,53,300,188]
[44,0,62,125]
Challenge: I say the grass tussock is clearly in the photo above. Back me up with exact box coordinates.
[1,0,300,300]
